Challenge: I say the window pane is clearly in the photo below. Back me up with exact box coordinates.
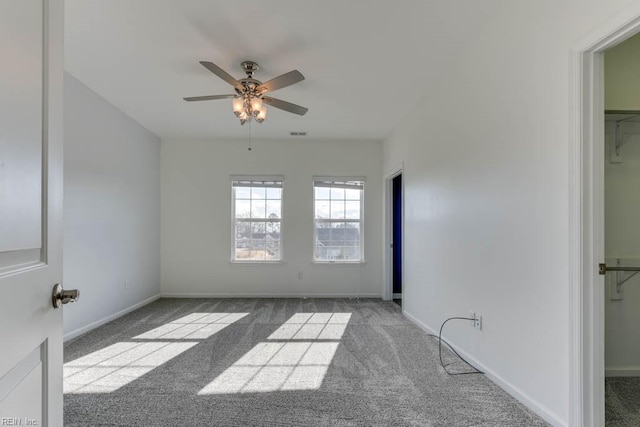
[251,222,266,235]
[315,225,330,245]
[342,245,360,260]
[315,200,330,219]
[234,247,247,259]
[345,188,360,200]
[330,187,345,200]
[348,222,361,239]
[251,187,266,199]
[235,221,251,239]
[315,187,330,200]
[235,200,251,217]
[330,226,346,243]
[266,200,281,218]
[236,243,265,261]
[266,239,280,260]
[251,200,266,218]
[235,187,251,199]
[248,238,266,252]
[330,201,345,219]
[267,221,280,236]
[266,187,282,199]
[345,201,360,219]
[235,241,249,256]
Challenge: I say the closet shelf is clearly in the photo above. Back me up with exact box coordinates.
[605,111,640,156]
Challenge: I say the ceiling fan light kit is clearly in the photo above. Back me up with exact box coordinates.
[184,60,308,125]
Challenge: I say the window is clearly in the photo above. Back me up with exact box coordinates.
[232,176,283,262]
[313,178,364,262]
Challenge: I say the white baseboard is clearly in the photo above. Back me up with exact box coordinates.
[161,292,381,298]
[392,293,402,299]
[606,366,640,377]
[64,294,161,342]
[402,310,566,427]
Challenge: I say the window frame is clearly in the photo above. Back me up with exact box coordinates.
[312,176,365,264]
[230,175,284,263]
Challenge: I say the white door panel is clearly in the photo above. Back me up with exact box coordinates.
[0,0,43,253]
[0,0,64,426]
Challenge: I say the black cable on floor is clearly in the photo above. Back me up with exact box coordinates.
[427,317,484,376]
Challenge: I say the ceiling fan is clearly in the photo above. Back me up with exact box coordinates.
[183,60,308,125]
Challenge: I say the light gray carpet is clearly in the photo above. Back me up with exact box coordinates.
[606,377,640,426]
[64,298,548,426]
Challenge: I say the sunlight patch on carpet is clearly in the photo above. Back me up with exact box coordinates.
[64,341,197,393]
[134,312,249,340]
[199,313,350,395]
[64,312,248,394]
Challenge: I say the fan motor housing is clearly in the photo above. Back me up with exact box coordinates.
[241,61,259,77]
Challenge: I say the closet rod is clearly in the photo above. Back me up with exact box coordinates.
[599,263,640,275]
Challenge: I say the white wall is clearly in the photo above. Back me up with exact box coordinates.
[63,73,161,339]
[382,1,636,425]
[161,138,382,297]
[605,122,640,375]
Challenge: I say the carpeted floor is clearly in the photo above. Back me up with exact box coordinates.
[64,298,548,426]
[606,377,640,426]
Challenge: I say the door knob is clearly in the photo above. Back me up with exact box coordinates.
[52,284,80,308]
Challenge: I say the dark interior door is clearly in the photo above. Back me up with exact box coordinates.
[392,174,402,295]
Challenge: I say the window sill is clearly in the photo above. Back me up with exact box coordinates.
[311,260,367,266]
[229,260,285,265]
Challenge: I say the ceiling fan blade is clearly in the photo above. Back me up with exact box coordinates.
[199,61,243,91]
[262,96,308,116]
[183,94,236,102]
[257,70,304,93]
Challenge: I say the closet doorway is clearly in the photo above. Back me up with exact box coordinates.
[603,33,640,426]
[392,173,403,306]
[385,166,403,307]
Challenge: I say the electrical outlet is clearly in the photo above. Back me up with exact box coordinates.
[473,316,483,330]
[125,280,129,289]
[298,272,303,280]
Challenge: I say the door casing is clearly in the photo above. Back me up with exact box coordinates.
[570,4,640,425]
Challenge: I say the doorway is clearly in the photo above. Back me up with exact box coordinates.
[602,33,640,426]
[392,174,403,306]
[603,109,640,425]
[385,166,403,306]
[572,8,640,426]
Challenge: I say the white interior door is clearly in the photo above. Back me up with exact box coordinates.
[0,0,64,425]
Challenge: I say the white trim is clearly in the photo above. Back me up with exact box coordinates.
[229,260,286,265]
[383,163,403,301]
[63,294,161,342]
[605,366,640,377]
[313,175,367,183]
[402,310,565,427]
[392,293,402,299]
[230,174,285,183]
[570,5,640,426]
[161,292,381,298]
[311,260,367,265]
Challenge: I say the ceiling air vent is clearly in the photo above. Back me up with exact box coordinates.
[290,131,307,136]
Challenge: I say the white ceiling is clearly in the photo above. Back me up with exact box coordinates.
[65,1,485,141]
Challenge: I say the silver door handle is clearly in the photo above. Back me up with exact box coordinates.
[52,284,80,308]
